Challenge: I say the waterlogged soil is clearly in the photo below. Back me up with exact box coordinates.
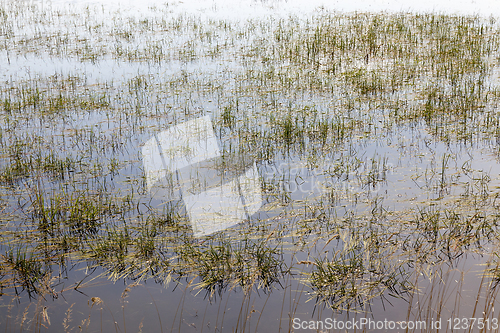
[1,1,500,332]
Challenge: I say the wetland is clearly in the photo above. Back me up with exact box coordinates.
[1,0,500,331]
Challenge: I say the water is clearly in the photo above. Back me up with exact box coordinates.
[1,0,500,332]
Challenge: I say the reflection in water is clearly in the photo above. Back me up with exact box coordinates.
[142,115,262,236]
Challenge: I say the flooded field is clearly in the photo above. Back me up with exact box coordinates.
[1,0,500,331]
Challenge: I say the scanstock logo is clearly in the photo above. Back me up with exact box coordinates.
[142,116,262,237]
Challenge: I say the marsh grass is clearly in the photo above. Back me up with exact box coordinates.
[1,0,500,331]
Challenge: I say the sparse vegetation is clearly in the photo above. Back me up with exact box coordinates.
[1,0,500,331]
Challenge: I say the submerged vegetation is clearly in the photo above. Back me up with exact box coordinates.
[1,0,500,331]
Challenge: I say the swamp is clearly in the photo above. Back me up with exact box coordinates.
[1,0,500,331]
